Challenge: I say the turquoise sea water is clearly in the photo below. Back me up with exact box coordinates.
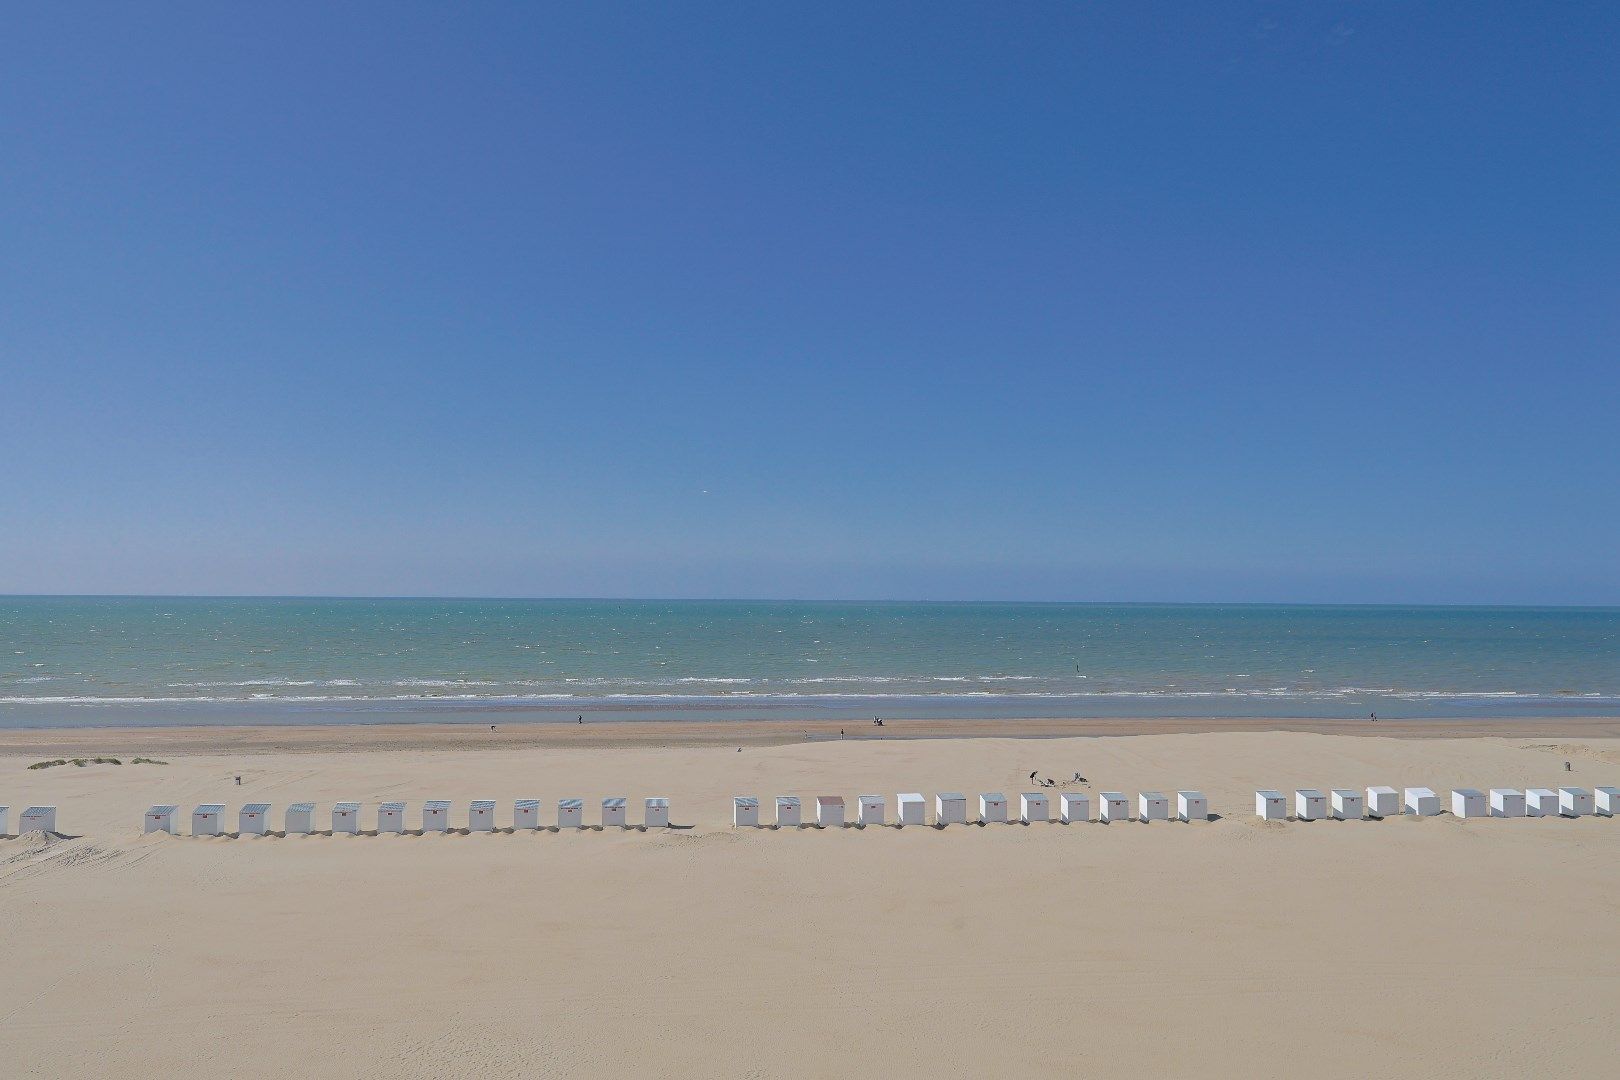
[1,597,1616,728]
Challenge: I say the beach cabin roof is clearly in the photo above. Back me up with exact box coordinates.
[1454,788,1484,798]
[470,800,496,812]
[424,800,452,812]
[514,799,540,811]
[645,798,669,808]
[898,792,924,801]
[559,798,584,810]
[1256,790,1282,801]
[603,797,627,808]
[380,801,407,813]
[196,804,226,815]
[334,801,361,813]
[242,803,271,815]
[288,802,316,813]
[816,795,845,807]
[148,804,179,815]
[775,795,799,805]
[937,792,965,802]
[734,797,759,808]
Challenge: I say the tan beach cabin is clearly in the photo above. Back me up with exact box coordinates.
[285,803,315,834]
[1489,788,1525,817]
[1525,788,1559,817]
[979,793,1008,823]
[1404,787,1440,816]
[897,792,926,825]
[856,795,885,825]
[144,805,177,834]
[1138,791,1170,822]
[514,799,541,830]
[422,800,452,832]
[774,796,800,827]
[378,801,406,832]
[1099,791,1130,823]
[1559,787,1593,817]
[20,806,56,834]
[558,798,584,829]
[1177,791,1207,822]
[1596,786,1620,816]
[644,797,670,828]
[1331,789,1363,820]
[1019,792,1049,823]
[732,796,760,827]
[1451,789,1487,818]
[1294,789,1326,821]
[1366,786,1400,818]
[601,797,627,827]
[1059,792,1090,823]
[469,800,497,831]
[816,795,845,827]
[935,793,967,825]
[239,803,271,835]
[1254,790,1286,821]
[192,804,225,836]
[331,802,360,834]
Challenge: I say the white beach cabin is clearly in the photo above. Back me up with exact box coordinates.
[1404,787,1440,816]
[816,795,846,827]
[558,798,584,829]
[1596,787,1620,817]
[857,795,885,826]
[145,805,178,834]
[14,806,50,834]
[1295,789,1327,821]
[379,801,406,833]
[1138,792,1170,823]
[1525,788,1558,817]
[1099,792,1130,823]
[1366,786,1400,819]
[20,806,57,834]
[602,797,628,827]
[1254,790,1286,821]
[979,793,1008,823]
[192,804,225,836]
[239,803,272,835]
[422,800,452,832]
[1559,787,1593,818]
[1020,792,1049,823]
[1489,789,1525,817]
[644,797,670,828]
[1177,791,1208,822]
[1331,789,1364,820]
[732,796,760,828]
[774,796,801,827]
[1060,792,1090,823]
[1451,789,1487,818]
[285,802,315,835]
[469,800,497,831]
[0,805,7,836]
[897,793,926,826]
[332,802,361,834]
[935,793,967,825]
[514,799,541,830]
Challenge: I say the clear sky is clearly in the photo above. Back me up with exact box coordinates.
[2,3,1616,604]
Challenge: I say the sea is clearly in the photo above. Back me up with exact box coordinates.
[1,597,1616,729]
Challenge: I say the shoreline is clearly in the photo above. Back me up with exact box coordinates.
[4,712,1619,755]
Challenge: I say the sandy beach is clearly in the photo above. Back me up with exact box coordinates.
[2,719,1617,1078]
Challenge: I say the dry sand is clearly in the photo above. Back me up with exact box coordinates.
[2,721,1617,1078]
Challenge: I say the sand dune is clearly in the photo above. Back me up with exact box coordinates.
[2,728,1617,1078]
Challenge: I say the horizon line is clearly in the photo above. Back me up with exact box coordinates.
[0,593,1615,611]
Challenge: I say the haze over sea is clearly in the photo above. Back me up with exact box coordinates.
[1,597,1615,729]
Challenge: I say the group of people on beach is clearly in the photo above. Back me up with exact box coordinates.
[1028,770,1086,788]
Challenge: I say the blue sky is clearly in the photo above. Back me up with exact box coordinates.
[2,3,1616,603]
